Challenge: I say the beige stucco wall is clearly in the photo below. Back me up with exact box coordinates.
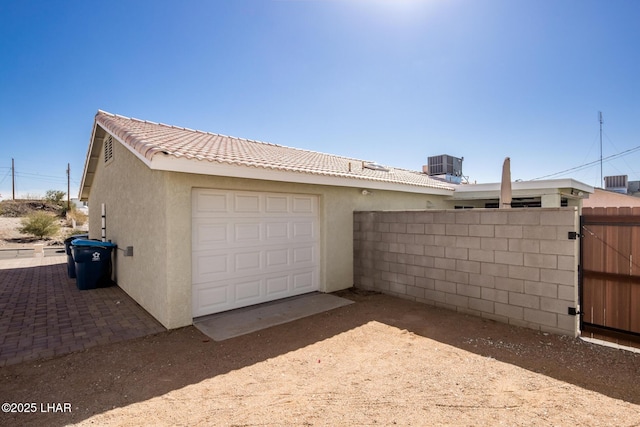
[87,131,450,329]
[87,132,171,326]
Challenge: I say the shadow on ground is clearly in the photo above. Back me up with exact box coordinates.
[0,288,638,426]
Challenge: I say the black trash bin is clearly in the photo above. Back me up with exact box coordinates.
[64,234,88,278]
[71,239,117,290]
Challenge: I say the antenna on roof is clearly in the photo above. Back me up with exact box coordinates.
[599,111,603,188]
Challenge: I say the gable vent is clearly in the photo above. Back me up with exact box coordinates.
[104,135,114,163]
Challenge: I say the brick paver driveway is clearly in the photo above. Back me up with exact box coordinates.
[0,255,165,366]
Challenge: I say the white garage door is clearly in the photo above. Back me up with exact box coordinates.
[192,189,320,317]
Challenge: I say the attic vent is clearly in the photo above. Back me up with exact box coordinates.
[363,162,389,172]
[104,135,114,163]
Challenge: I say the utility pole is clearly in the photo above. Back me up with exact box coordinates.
[599,111,603,187]
[67,163,71,211]
[11,158,15,200]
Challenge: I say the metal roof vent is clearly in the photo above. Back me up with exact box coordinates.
[363,162,389,172]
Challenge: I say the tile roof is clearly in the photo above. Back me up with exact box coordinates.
[94,110,453,191]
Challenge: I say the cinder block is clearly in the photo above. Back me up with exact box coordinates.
[524,308,557,327]
[481,287,508,304]
[407,285,426,299]
[557,314,578,335]
[540,268,576,286]
[396,273,415,286]
[508,239,540,254]
[456,259,481,274]
[524,281,558,298]
[480,211,509,225]
[481,237,508,251]
[381,233,397,243]
[407,223,425,234]
[446,224,469,236]
[481,262,509,278]
[390,223,407,233]
[434,211,456,224]
[495,302,523,320]
[424,268,446,281]
[540,296,569,314]
[397,233,415,244]
[389,282,408,295]
[470,273,495,288]
[509,292,540,309]
[415,234,435,246]
[414,211,435,223]
[434,235,457,247]
[508,265,540,281]
[469,224,495,237]
[381,271,397,283]
[423,289,446,303]
[413,255,435,268]
[508,210,541,225]
[424,245,445,258]
[456,236,481,249]
[445,293,469,308]
[540,209,577,226]
[407,265,425,278]
[396,253,414,265]
[557,255,576,271]
[495,277,524,293]
[389,263,407,274]
[435,280,456,293]
[481,312,509,324]
[524,253,557,269]
[495,225,523,238]
[425,223,446,235]
[376,222,390,233]
[445,247,468,260]
[456,283,481,298]
[469,297,494,313]
[523,225,557,240]
[455,210,481,224]
[446,269,469,285]
[415,276,435,290]
[540,240,577,256]
[389,243,406,254]
[558,284,576,302]
[406,244,425,256]
[495,250,524,266]
[435,257,456,270]
[469,249,494,263]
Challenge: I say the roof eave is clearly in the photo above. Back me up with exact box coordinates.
[148,155,454,196]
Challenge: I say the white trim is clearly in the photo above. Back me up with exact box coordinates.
[148,153,455,196]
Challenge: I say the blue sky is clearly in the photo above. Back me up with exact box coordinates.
[1,0,639,199]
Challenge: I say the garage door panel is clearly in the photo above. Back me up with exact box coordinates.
[293,271,315,290]
[193,189,319,317]
[292,196,315,213]
[234,194,261,212]
[265,195,289,212]
[194,192,229,214]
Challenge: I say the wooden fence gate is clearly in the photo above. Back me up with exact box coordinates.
[580,207,640,348]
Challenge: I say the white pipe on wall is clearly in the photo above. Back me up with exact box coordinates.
[101,203,106,242]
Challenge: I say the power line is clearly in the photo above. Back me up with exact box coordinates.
[531,143,640,181]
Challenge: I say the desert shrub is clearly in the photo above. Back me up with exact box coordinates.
[19,212,61,239]
[44,190,66,205]
[66,209,88,226]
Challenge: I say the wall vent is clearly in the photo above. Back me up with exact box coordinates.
[104,135,114,163]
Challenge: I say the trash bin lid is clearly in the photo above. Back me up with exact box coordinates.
[71,239,117,248]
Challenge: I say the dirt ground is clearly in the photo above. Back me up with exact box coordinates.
[1,218,640,426]
[0,289,639,426]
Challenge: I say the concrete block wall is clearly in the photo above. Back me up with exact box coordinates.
[353,208,580,336]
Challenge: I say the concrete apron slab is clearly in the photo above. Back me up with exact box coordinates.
[193,292,354,341]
